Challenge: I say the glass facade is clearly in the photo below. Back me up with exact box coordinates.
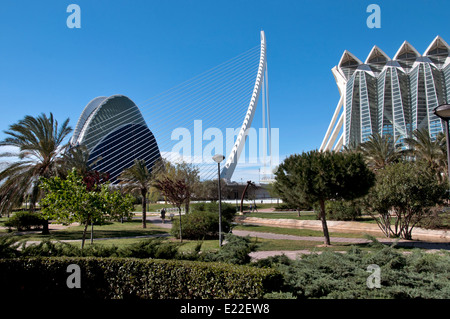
[335,37,450,149]
[71,95,161,182]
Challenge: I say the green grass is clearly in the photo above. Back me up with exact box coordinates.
[1,219,168,242]
[233,224,367,239]
[251,237,370,252]
[244,211,317,220]
[133,203,176,213]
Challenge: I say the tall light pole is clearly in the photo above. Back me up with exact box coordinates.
[433,104,450,192]
[212,154,225,247]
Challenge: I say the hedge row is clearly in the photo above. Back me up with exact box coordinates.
[0,257,282,299]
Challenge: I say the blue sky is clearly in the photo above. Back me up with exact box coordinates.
[1,0,450,181]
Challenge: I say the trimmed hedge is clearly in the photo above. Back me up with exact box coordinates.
[4,211,45,231]
[0,257,282,299]
[171,210,231,240]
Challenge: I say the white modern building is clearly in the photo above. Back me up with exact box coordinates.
[321,36,450,151]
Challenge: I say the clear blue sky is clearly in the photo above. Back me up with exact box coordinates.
[1,0,449,180]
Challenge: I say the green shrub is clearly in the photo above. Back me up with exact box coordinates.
[119,238,180,259]
[16,238,180,260]
[325,199,362,221]
[0,235,21,258]
[171,210,231,240]
[201,234,256,265]
[4,211,45,231]
[0,257,282,299]
[191,202,236,221]
[260,245,450,299]
[20,240,121,258]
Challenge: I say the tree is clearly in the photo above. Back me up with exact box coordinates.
[118,159,154,228]
[274,150,375,245]
[404,128,447,183]
[364,161,446,239]
[0,113,72,233]
[359,133,401,171]
[59,144,103,178]
[152,159,200,214]
[199,179,231,201]
[39,169,134,248]
[154,176,188,242]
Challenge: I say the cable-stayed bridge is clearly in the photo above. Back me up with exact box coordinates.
[70,31,276,183]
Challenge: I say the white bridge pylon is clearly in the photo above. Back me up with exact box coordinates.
[220,30,270,181]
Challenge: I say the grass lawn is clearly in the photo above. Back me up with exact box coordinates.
[251,237,371,252]
[1,219,169,243]
[244,211,316,220]
[233,224,368,239]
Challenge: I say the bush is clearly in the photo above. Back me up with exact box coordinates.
[20,239,121,258]
[119,238,180,259]
[258,245,450,299]
[4,211,45,231]
[0,257,282,299]
[171,210,231,240]
[13,238,181,260]
[325,199,362,221]
[0,235,21,258]
[191,202,236,221]
[201,234,257,265]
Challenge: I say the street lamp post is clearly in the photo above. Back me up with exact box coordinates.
[433,104,450,190]
[212,154,225,247]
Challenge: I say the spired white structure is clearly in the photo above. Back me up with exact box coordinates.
[321,36,450,151]
[221,30,272,182]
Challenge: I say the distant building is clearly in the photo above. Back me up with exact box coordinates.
[321,36,450,151]
[70,95,160,182]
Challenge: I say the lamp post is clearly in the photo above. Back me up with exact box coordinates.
[212,154,225,247]
[433,104,450,190]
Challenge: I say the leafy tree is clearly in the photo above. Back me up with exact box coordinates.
[274,150,375,245]
[39,169,134,248]
[118,159,155,228]
[153,159,200,213]
[0,113,72,233]
[154,176,188,242]
[198,179,231,201]
[359,133,402,171]
[364,161,447,239]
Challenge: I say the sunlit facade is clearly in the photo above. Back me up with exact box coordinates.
[321,36,450,151]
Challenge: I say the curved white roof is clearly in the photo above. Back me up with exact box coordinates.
[72,95,146,152]
[71,96,108,145]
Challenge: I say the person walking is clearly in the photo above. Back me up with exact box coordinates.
[160,208,166,224]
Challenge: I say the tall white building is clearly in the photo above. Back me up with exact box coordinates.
[321,36,450,151]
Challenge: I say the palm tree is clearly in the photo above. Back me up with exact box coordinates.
[118,159,153,228]
[0,113,72,232]
[359,133,401,171]
[60,144,93,177]
[59,144,105,183]
[404,128,447,182]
